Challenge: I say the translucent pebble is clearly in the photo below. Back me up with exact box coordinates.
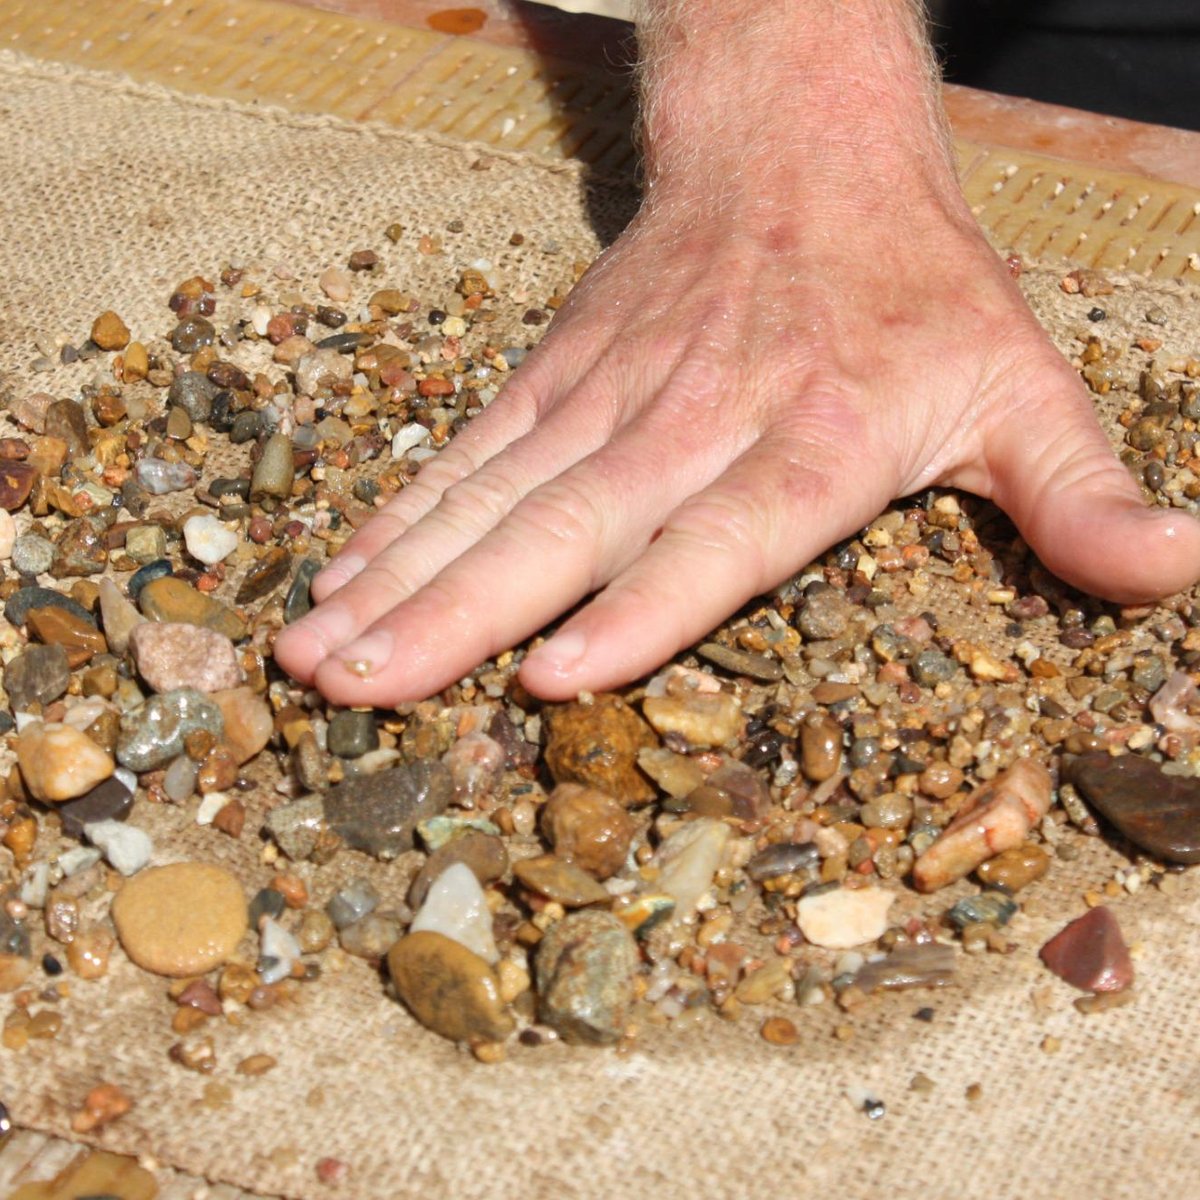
[163,755,199,803]
[258,917,301,985]
[391,422,431,459]
[182,514,239,566]
[136,459,197,495]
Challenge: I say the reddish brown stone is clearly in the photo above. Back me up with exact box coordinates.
[1040,906,1133,993]
[0,461,37,511]
[212,799,246,838]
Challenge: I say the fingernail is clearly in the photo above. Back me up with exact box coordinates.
[317,553,366,590]
[527,628,587,677]
[337,630,395,678]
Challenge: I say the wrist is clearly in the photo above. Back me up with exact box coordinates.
[636,1,958,206]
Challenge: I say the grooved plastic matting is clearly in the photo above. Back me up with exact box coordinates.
[2,0,1199,278]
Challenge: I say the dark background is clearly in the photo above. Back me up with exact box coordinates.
[933,1,1200,130]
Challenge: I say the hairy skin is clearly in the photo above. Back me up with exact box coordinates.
[273,0,1200,706]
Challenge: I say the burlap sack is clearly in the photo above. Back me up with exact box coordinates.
[1,50,1199,1200]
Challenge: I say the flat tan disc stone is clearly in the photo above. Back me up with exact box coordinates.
[111,862,248,977]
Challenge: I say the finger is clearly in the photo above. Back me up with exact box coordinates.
[277,336,707,682]
[519,432,898,699]
[310,314,619,602]
[970,359,1200,603]
[303,393,761,705]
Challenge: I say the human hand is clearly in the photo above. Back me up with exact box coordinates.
[272,3,1200,707]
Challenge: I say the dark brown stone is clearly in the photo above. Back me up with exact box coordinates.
[1039,906,1133,993]
[57,777,134,840]
[235,548,292,605]
[1065,752,1200,864]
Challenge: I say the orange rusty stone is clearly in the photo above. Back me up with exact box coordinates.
[427,7,487,35]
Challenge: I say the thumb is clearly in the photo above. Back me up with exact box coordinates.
[979,368,1200,604]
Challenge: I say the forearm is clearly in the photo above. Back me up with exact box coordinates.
[633,1,956,206]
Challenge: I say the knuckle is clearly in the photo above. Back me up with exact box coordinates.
[667,491,769,582]
[512,477,605,545]
[440,470,524,527]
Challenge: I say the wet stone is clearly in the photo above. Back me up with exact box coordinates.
[250,433,295,504]
[52,518,108,578]
[117,688,225,771]
[855,943,957,993]
[130,622,242,693]
[265,795,328,862]
[230,411,263,444]
[975,843,1050,892]
[340,911,404,960]
[327,710,380,758]
[170,317,216,355]
[536,910,638,1046]
[746,842,820,883]
[211,687,273,765]
[544,694,657,804]
[540,784,634,880]
[98,577,146,655]
[1040,906,1133,993]
[643,692,743,749]
[128,559,174,600]
[388,931,514,1044]
[911,650,957,688]
[125,525,167,564]
[797,886,894,949]
[91,310,130,350]
[6,586,94,629]
[1065,752,1200,864]
[166,372,219,427]
[946,892,1018,930]
[10,534,54,577]
[18,722,114,802]
[410,861,497,962]
[235,548,292,605]
[0,461,37,511]
[44,399,89,456]
[248,887,287,928]
[111,862,247,977]
[4,643,71,710]
[407,830,508,909]
[325,879,380,929]
[652,818,731,921]
[799,587,852,639]
[183,514,238,566]
[58,777,134,840]
[636,747,706,800]
[800,712,843,782]
[685,760,771,820]
[139,576,247,641]
[323,760,454,860]
[514,855,611,908]
[284,558,321,624]
[697,642,783,682]
[26,606,107,665]
[86,819,152,876]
